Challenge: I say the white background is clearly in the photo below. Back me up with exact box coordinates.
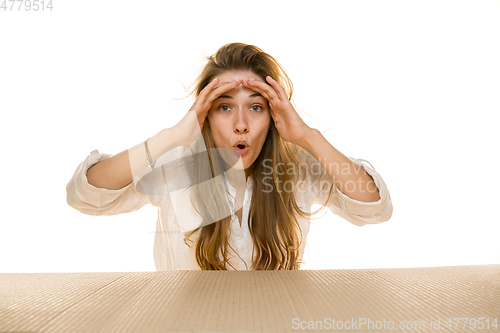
[1,0,499,273]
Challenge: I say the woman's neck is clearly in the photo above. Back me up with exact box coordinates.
[225,166,248,190]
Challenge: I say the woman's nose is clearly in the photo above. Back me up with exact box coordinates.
[233,109,248,133]
[234,122,248,133]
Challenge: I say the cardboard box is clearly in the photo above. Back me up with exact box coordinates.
[1,264,499,332]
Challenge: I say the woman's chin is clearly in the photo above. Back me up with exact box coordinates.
[235,155,246,167]
[215,148,237,164]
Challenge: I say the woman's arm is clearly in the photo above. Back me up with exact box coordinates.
[86,79,244,191]
[86,127,181,190]
[243,77,380,203]
[298,129,380,202]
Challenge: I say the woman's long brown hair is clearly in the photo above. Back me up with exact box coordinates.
[183,43,334,270]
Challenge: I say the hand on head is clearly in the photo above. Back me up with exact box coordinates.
[172,78,243,145]
[241,76,311,146]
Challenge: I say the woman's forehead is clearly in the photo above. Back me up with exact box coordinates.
[215,85,265,99]
[217,70,263,83]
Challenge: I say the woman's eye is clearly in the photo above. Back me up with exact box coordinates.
[219,105,231,112]
[251,105,263,112]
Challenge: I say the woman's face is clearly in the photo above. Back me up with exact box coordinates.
[207,70,272,175]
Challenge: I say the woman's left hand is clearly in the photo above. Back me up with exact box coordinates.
[242,76,313,147]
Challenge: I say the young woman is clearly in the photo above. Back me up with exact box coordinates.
[67,43,393,271]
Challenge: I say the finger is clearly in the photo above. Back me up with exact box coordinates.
[243,79,279,102]
[190,79,219,113]
[205,79,242,104]
[212,79,241,92]
[266,76,286,100]
[213,78,243,88]
[198,78,220,98]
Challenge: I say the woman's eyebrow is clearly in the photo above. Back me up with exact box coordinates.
[214,95,232,100]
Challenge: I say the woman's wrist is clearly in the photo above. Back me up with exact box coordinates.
[295,127,321,152]
[147,127,181,163]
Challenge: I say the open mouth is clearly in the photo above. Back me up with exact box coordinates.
[233,145,249,156]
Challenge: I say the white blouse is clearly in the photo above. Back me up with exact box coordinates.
[66,144,393,271]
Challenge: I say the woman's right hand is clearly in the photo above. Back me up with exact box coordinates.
[172,78,242,145]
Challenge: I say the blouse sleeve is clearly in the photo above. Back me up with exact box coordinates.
[305,151,393,226]
[66,149,150,216]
